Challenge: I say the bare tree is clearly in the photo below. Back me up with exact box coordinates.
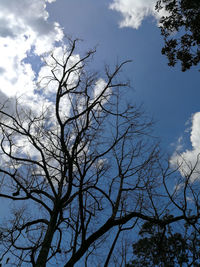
[0,39,199,267]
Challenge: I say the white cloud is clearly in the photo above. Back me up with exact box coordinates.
[0,0,65,176]
[46,0,56,3]
[0,0,110,183]
[37,46,81,96]
[170,112,200,181]
[0,0,63,110]
[93,79,108,100]
[109,0,163,29]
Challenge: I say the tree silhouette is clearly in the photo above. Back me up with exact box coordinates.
[0,39,199,266]
[128,218,200,266]
[156,0,200,71]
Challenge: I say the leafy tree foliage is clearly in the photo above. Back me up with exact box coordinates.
[156,0,200,71]
[128,218,200,266]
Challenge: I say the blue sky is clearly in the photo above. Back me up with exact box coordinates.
[46,0,200,158]
[0,0,199,184]
[0,1,199,265]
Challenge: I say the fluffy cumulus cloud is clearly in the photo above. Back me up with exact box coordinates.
[0,0,63,110]
[109,0,163,29]
[0,0,110,174]
[0,0,64,168]
[170,112,200,181]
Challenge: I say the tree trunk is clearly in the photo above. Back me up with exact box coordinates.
[35,206,59,267]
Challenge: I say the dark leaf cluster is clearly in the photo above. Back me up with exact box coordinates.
[156,0,200,71]
[128,218,200,266]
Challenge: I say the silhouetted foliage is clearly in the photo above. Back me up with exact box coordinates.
[128,217,200,266]
[156,0,200,71]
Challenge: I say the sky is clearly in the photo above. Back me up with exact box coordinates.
[0,0,200,183]
[0,0,199,265]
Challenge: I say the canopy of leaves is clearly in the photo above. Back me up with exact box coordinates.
[156,0,200,71]
[128,218,200,267]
